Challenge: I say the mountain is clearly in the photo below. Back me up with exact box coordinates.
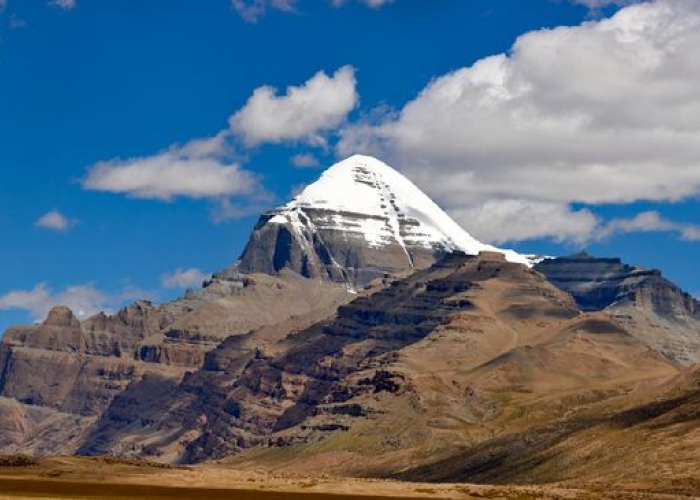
[77,251,678,472]
[2,154,700,490]
[223,155,532,287]
[536,252,700,365]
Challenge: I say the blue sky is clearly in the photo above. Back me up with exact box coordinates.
[1,0,699,332]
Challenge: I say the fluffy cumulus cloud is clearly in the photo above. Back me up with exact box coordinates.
[454,203,700,245]
[598,211,700,241]
[339,0,700,243]
[231,66,358,146]
[84,155,255,201]
[84,67,353,214]
[0,283,109,321]
[451,201,599,245]
[161,268,210,289]
[83,135,259,202]
[35,210,76,232]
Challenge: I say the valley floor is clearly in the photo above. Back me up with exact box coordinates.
[0,457,697,500]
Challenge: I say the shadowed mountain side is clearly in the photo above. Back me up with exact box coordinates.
[0,396,97,456]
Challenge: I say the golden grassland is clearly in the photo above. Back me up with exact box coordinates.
[0,456,698,500]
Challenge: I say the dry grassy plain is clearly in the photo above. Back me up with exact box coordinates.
[0,456,698,500]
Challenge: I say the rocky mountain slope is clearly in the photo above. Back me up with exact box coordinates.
[0,273,352,455]
[77,252,678,473]
[225,155,532,287]
[537,253,700,365]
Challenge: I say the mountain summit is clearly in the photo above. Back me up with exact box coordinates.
[232,155,531,286]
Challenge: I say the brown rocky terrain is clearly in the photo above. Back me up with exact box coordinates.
[209,253,682,480]
[3,244,700,491]
[0,155,535,461]
[69,251,693,487]
[0,272,352,456]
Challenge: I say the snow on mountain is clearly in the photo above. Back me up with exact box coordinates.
[270,155,532,266]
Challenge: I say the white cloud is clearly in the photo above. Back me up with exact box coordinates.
[291,153,320,168]
[451,202,700,245]
[161,268,210,290]
[230,66,358,146]
[338,0,700,243]
[0,283,109,322]
[83,137,259,201]
[84,67,353,212]
[232,0,394,21]
[451,200,599,245]
[598,211,700,241]
[571,0,637,10]
[48,0,76,10]
[35,210,76,232]
[331,0,394,8]
[231,0,295,23]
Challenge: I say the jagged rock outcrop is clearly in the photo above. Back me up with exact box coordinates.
[537,252,700,365]
[76,291,356,462]
[0,273,352,456]
[536,252,700,316]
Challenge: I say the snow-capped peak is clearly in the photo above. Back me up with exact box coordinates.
[270,155,532,266]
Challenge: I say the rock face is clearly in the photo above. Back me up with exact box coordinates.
[536,252,700,365]
[535,252,700,316]
[226,155,532,288]
[75,291,357,462]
